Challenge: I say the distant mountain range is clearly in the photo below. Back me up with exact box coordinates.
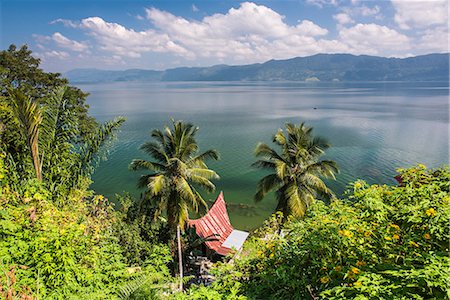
[65,53,449,83]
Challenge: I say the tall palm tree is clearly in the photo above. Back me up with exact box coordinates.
[253,122,338,219]
[130,120,220,234]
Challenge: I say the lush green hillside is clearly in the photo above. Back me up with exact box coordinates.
[66,53,449,83]
[2,45,449,299]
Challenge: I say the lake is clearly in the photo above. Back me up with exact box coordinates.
[81,81,449,230]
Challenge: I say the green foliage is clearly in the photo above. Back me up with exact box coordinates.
[0,45,124,198]
[254,122,338,219]
[204,165,449,299]
[0,180,173,299]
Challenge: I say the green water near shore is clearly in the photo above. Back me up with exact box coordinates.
[83,81,449,230]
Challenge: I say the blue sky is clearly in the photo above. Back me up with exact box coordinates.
[1,0,448,72]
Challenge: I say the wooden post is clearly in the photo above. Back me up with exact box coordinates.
[177,225,183,291]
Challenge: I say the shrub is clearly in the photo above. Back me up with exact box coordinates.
[207,165,449,299]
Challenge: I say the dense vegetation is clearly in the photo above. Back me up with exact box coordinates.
[1,46,448,299]
[178,165,449,299]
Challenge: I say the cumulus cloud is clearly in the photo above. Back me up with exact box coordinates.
[79,16,189,58]
[339,23,410,56]
[142,2,331,62]
[333,13,354,24]
[39,1,444,69]
[52,32,88,52]
[391,0,448,29]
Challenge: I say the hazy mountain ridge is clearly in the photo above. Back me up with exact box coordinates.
[66,53,449,83]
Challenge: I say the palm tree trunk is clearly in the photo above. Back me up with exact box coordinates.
[177,225,183,291]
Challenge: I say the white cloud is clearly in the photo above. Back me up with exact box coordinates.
[79,16,189,58]
[339,23,410,56]
[192,4,199,12]
[143,2,330,62]
[296,20,328,36]
[39,50,70,60]
[306,0,338,8]
[50,18,78,28]
[359,5,380,17]
[333,13,354,25]
[39,1,445,69]
[52,32,88,52]
[416,26,449,53]
[391,0,448,29]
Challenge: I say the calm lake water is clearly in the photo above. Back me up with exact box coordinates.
[81,81,449,230]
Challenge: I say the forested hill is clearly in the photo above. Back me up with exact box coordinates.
[66,53,449,83]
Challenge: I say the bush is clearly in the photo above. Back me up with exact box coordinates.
[206,165,449,299]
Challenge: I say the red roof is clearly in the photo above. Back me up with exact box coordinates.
[188,192,234,256]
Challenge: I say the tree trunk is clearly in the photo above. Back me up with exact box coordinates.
[177,225,183,291]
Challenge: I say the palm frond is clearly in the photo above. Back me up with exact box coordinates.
[189,149,219,165]
[285,182,308,218]
[254,143,285,162]
[140,141,168,163]
[273,129,286,146]
[137,174,158,189]
[148,174,167,196]
[189,175,216,193]
[129,159,166,172]
[306,160,339,179]
[187,168,219,180]
[255,173,282,202]
[252,159,276,170]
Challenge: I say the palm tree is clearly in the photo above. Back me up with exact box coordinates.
[253,122,338,219]
[129,120,220,234]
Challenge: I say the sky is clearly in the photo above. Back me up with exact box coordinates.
[1,0,448,72]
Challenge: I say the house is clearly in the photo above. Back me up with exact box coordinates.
[188,192,249,256]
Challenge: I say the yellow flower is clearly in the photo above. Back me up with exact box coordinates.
[320,277,330,284]
[351,267,360,274]
[334,266,342,272]
[409,241,419,248]
[364,231,371,237]
[424,233,431,240]
[425,208,436,217]
[384,236,392,241]
[269,253,274,258]
[392,234,400,240]
[389,224,400,231]
[356,261,366,267]
[354,182,362,189]
[354,281,362,287]
[338,229,353,238]
[417,164,426,169]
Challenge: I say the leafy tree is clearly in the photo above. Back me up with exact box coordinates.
[253,122,338,219]
[129,120,220,234]
[0,45,124,195]
[0,44,96,167]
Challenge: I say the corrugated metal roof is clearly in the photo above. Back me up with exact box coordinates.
[188,192,248,256]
